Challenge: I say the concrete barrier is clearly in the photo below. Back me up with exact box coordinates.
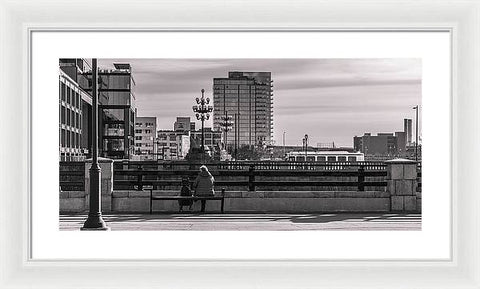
[60,190,87,213]
[111,190,390,213]
[385,159,419,212]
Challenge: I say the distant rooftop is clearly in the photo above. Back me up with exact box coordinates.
[113,63,131,70]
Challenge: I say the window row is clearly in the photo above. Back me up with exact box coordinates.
[60,129,82,149]
[60,105,82,130]
[60,81,82,110]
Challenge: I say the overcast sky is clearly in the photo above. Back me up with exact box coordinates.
[99,58,421,147]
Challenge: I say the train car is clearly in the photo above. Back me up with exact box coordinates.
[286,151,365,162]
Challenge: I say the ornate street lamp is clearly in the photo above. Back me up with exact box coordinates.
[82,58,109,231]
[192,89,213,152]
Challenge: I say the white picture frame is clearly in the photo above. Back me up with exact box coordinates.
[1,0,479,288]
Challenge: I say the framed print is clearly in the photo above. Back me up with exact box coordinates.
[38,32,443,260]
[1,0,479,288]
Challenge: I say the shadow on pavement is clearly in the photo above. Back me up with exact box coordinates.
[60,213,421,224]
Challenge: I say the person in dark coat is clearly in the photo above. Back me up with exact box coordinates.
[178,178,193,212]
[193,165,215,212]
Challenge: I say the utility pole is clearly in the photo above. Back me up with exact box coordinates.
[219,110,233,153]
[153,137,157,161]
[303,134,309,161]
[234,113,238,160]
[413,105,419,162]
[82,58,109,231]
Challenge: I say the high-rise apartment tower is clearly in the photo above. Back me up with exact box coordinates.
[213,72,273,148]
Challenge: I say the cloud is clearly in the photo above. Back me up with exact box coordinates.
[98,58,422,146]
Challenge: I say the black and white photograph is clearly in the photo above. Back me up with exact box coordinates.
[59,58,422,231]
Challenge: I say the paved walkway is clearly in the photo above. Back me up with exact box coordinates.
[60,213,421,231]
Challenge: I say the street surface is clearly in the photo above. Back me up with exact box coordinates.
[60,213,421,231]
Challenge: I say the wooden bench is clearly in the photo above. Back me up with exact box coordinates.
[148,188,226,214]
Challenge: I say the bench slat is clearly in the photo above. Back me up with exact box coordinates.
[149,188,226,214]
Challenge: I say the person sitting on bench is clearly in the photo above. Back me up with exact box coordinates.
[178,177,193,212]
[193,165,215,212]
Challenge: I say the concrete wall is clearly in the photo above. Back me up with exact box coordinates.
[60,158,113,214]
[60,158,420,214]
[60,190,87,213]
[111,190,390,213]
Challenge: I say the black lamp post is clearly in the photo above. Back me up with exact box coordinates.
[82,58,109,231]
[192,89,213,152]
[219,110,233,152]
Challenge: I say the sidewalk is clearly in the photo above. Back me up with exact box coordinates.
[60,213,421,231]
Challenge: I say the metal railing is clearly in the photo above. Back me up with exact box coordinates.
[112,160,388,192]
[113,160,387,171]
[59,160,422,193]
[59,161,85,191]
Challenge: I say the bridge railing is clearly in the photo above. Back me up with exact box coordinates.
[112,160,387,171]
[112,160,388,192]
[59,161,85,191]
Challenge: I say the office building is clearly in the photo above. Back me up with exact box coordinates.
[134,116,157,160]
[156,130,190,160]
[190,128,223,151]
[59,59,93,161]
[157,117,221,159]
[174,117,192,132]
[404,118,413,145]
[353,133,398,156]
[213,71,273,148]
[395,131,407,156]
[82,63,137,159]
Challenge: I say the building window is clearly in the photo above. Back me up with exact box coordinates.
[338,156,347,162]
[67,87,71,104]
[102,108,125,122]
[66,131,70,147]
[103,139,125,152]
[61,129,66,146]
[72,90,77,108]
[61,106,66,124]
[66,108,71,124]
[145,129,151,134]
[327,156,336,162]
[61,82,66,102]
[72,110,76,128]
[135,136,142,140]
[135,129,142,133]
[348,156,357,162]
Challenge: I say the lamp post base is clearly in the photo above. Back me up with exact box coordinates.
[80,227,111,231]
[81,213,109,231]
